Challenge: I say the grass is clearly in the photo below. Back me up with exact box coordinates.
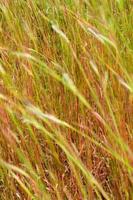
[0,0,133,199]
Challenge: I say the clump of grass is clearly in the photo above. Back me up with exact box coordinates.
[0,0,133,199]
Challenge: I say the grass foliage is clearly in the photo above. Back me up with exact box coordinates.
[0,0,133,199]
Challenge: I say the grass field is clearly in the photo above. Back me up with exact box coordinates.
[0,0,133,199]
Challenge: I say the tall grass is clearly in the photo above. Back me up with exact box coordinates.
[0,0,133,199]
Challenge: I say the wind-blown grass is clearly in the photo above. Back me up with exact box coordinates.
[0,0,133,199]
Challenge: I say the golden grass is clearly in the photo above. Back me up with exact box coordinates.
[0,0,133,199]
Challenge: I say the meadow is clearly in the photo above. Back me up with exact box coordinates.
[0,0,133,199]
